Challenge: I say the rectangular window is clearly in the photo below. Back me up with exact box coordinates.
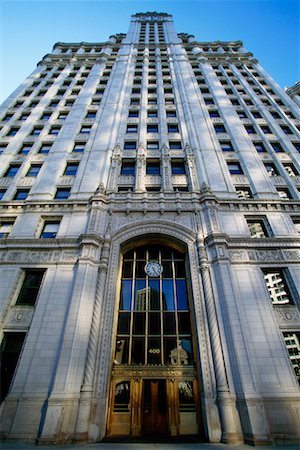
[148,110,158,118]
[245,125,256,134]
[147,124,159,133]
[64,162,79,176]
[271,142,284,153]
[121,161,135,176]
[31,127,43,136]
[39,144,52,154]
[13,189,30,200]
[235,186,253,200]
[171,161,186,175]
[124,141,137,150]
[7,128,19,136]
[4,165,21,177]
[209,110,220,118]
[281,126,293,135]
[261,125,272,134]
[254,142,267,153]
[204,98,215,105]
[262,269,294,305]
[168,124,179,133]
[80,126,92,134]
[26,164,42,177]
[0,221,14,238]
[41,221,60,238]
[166,111,177,118]
[284,164,298,177]
[0,190,6,200]
[277,188,292,199]
[19,144,32,155]
[0,333,26,403]
[169,141,182,150]
[128,111,139,117]
[220,141,234,152]
[126,125,138,133]
[214,124,226,134]
[292,218,300,234]
[147,141,159,150]
[73,143,85,153]
[146,161,161,175]
[16,270,45,306]
[246,218,270,238]
[54,188,71,200]
[282,332,300,384]
[264,163,279,176]
[228,162,243,175]
[85,111,96,119]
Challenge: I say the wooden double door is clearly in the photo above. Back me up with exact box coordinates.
[142,379,167,435]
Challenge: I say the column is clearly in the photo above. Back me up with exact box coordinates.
[134,144,146,192]
[161,145,173,192]
[106,144,122,193]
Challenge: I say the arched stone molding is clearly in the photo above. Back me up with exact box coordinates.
[90,219,221,442]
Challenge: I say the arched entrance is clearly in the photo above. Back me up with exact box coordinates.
[106,242,201,437]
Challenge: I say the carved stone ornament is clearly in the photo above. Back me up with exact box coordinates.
[273,306,300,325]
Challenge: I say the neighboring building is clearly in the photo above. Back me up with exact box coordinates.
[0,11,300,445]
[286,82,300,107]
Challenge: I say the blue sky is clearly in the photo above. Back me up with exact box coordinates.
[1,0,299,103]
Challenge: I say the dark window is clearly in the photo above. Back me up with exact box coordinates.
[128,110,139,117]
[281,126,293,135]
[26,164,42,177]
[214,124,226,133]
[73,143,85,153]
[7,128,19,136]
[262,269,294,305]
[13,189,30,200]
[246,218,270,238]
[228,162,243,175]
[261,125,272,134]
[271,142,284,152]
[147,124,159,133]
[41,221,60,238]
[0,190,7,200]
[126,125,138,133]
[264,163,279,176]
[171,161,185,175]
[245,125,256,134]
[0,333,26,403]
[124,141,137,150]
[31,127,43,136]
[293,143,300,153]
[251,111,262,119]
[0,221,14,238]
[220,141,234,152]
[277,188,292,199]
[254,142,266,153]
[19,144,32,155]
[16,270,45,306]
[54,188,71,199]
[168,124,179,133]
[169,141,182,150]
[204,98,214,105]
[85,112,96,119]
[4,165,20,177]
[209,110,220,118]
[166,111,177,118]
[237,111,247,119]
[64,163,79,176]
[284,164,298,177]
[39,144,52,154]
[80,126,92,134]
[148,110,158,118]
[147,141,159,150]
[146,161,161,175]
[41,113,51,120]
[121,161,135,176]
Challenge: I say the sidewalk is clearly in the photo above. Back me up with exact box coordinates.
[1,442,300,450]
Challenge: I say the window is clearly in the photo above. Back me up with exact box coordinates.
[19,144,32,155]
[171,161,185,175]
[31,127,43,136]
[282,332,300,384]
[54,188,70,199]
[271,142,284,153]
[39,144,52,154]
[73,142,85,153]
[58,113,68,120]
[168,124,179,133]
[220,141,234,152]
[16,270,45,306]
[0,333,26,403]
[13,189,30,200]
[147,124,158,133]
[49,126,61,135]
[41,221,60,238]
[228,162,243,175]
[114,245,194,366]
[146,161,161,175]
[41,113,51,120]
[245,125,256,134]
[277,188,292,199]
[262,270,294,305]
[293,143,300,153]
[130,99,140,105]
[214,124,226,134]
[281,126,293,135]
[261,125,272,134]
[148,110,158,118]
[0,190,6,200]
[235,186,253,199]
[148,98,157,105]
[237,111,247,119]
[254,142,266,153]
[166,111,177,118]
[284,164,298,177]
[292,218,300,234]
[264,163,279,177]
[124,141,137,150]
[209,110,220,118]
[121,160,135,176]
[4,165,21,177]
[85,111,96,119]
[19,113,30,121]
[128,111,139,118]
[246,218,270,238]
[80,125,92,134]
[0,221,14,238]
[270,111,281,119]
[126,125,138,133]
[147,141,159,150]
[26,164,42,177]
[251,111,262,119]
[2,114,13,121]
[7,127,19,136]
[204,98,215,105]
[169,141,182,150]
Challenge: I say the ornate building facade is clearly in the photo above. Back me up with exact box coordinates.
[0,11,300,445]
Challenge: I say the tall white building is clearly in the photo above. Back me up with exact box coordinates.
[0,11,300,445]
